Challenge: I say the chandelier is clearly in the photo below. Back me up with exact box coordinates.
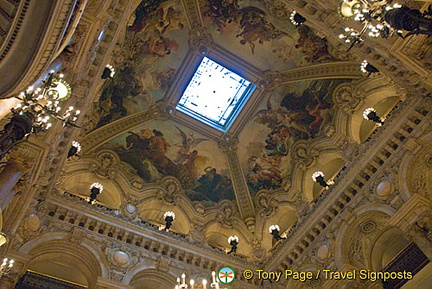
[175,271,219,289]
[0,258,14,279]
[0,71,80,160]
[339,0,432,50]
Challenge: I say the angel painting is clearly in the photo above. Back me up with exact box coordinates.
[295,25,337,64]
[236,7,287,54]
[173,126,209,179]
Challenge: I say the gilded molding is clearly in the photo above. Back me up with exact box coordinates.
[181,0,203,28]
[263,62,363,90]
[81,103,169,153]
[219,137,256,222]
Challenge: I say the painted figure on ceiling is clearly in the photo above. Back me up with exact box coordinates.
[203,1,286,54]
[129,0,170,33]
[128,1,182,59]
[245,79,347,194]
[247,155,282,191]
[280,79,334,138]
[96,66,142,128]
[295,25,337,63]
[192,167,235,204]
[236,7,287,54]
[108,126,235,206]
[204,0,240,32]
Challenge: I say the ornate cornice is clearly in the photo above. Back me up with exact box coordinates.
[272,0,432,95]
[263,61,363,90]
[181,0,203,28]
[80,103,169,153]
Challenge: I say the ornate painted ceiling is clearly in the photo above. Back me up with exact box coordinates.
[62,0,401,257]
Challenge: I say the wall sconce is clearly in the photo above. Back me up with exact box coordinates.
[67,141,81,158]
[89,182,103,205]
[163,211,175,231]
[363,108,384,126]
[101,64,115,79]
[227,235,239,254]
[360,60,379,76]
[269,224,286,241]
[312,171,334,189]
[290,11,306,27]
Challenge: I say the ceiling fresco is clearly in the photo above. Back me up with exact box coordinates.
[87,0,352,209]
[93,0,189,129]
[238,79,349,194]
[89,0,344,131]
[201,0,340,70]
[100,120,235,206]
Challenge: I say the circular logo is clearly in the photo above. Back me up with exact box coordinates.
[218,266,235,284]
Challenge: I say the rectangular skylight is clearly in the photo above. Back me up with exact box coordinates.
[176,57,256,132]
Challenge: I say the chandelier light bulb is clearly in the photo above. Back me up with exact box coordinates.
[363,107,384,125]
[212,271,216,283]
[102,64,116,79]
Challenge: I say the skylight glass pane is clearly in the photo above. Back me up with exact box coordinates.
[176,57,255,131]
